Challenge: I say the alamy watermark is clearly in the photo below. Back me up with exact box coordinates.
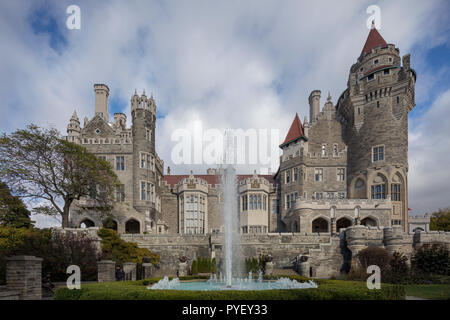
[366,265,381,289]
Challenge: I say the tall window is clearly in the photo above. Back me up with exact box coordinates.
[391,184,401,201]
[140,182,153,201]
[337,168,345,181]
[371,184,386,199]
[321,144,326,157]
[140,152,153,169]
[315,168,323,182]
[116,185,125,202]
[286,170,291,184]
[372,146,384,162]
[145,128,151,141]
[294,168,298,182]
[333,144,338,156]
[116,156,125,170]
[242,195,248,211]
[184,194,205,234]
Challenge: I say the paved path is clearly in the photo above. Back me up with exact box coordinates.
[405,296,428,300]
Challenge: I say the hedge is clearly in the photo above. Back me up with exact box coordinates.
[54,276,405,300]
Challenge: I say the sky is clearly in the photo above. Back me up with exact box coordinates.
[0,0,449,227]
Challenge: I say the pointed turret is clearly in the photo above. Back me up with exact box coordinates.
[279,113,306,148]
[361,21,387,56]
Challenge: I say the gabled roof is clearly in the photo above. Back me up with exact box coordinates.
[279,113,305,148]
[361,24,387,56]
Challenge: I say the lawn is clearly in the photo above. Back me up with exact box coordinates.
[405,284,450,300]
[54,275,405,300]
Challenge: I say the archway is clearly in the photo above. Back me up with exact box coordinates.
[103,217,118,231]
[336,217,352,230]
[361,217,377,227]
[79,219,95,228]
[125,219,140,234]
[312,217,329,233]
[413,227,424,233]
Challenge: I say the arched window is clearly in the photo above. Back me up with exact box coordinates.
[361,217,377,227]
[336,217,352,230]
[125,219,140,234]
[312,217,329,233]
[80,219,95,228]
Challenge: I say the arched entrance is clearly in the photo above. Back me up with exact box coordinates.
[336,217,352,230]
[125,219,140,234]
[103,217,118,231]
[413,227,424,233]
[312,217,329,233]
[361,217,377,227]
[79,219,95,228]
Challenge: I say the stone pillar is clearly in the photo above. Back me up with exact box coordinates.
[177,262,188,277]
[299,261,310,277]
[142,263,155,279]
[98,260,116,282]
[331,218,337,235]
[384,226,404,255]
[6,255,43,300]
[345,226,368,271]
[264,262,274,276]
[123,262,137,281]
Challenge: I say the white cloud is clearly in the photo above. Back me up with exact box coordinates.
[0,0,449,224]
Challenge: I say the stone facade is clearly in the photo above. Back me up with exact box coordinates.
[97,260,116,282]
[5,256,43,300]
[68,27,414,237]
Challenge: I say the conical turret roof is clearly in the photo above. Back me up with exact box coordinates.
[361,22,387,56]
[280,113,305,148]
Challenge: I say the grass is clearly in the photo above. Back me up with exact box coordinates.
[405,284,450,300]
[54,275,405,300]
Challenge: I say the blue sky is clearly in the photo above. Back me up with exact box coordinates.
[0,0,449,226]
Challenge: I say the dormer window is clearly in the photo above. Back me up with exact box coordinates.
[367,74,374,81]
[374,59,379,65]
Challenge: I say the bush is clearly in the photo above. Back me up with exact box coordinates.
[411,244,449,276]
[356,246,391,271]
[0,226,99,283]
[190,257,217,274]
[245,257,260,273]
[384,252,410,284]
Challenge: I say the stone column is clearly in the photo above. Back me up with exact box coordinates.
[6,255,43,300]
[123,262,137,281]
[177,262,188,277]
[264,262,274,276]
[142,263,155,279]
[98,260,116,282]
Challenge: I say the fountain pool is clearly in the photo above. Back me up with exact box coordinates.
[149,276,318,291]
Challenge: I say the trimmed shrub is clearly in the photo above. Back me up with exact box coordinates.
[356,246,391,270]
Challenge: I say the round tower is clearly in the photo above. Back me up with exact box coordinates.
[131,89,160,232]
[337,24,416,231]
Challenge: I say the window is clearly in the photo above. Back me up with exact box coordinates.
[338,192,346,199]
[368,74,374,81]
[145,128,151,141]
[286,194,290,209]
[315,192,323,200]
[140,152,153,169]
[116,156,125,170]
[116,185,125,202]
[377,101,380,108]
[184,194,205,234]
[321,144,326,157]
[372,146,384,162]
[140,182,153,201]
[374,59,379,65]
[286,170,291,184]
[98,155,107,161]
[383,69,390,75]
[391,184,401,201]
[391,220,402,226]
[271,199,278,214]
[242,195,248,211]
[397,96,400,104]
[371,184,386,199]
[263,195,267,210]
[327,192,334,199]
[357,107,360,115]
[294,168,298,181]
[337,168,345,181]
[314,168,323,182]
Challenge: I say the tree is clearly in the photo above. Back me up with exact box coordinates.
[0,124,120,228]
[429,208,450,231]
[0,181,33,228]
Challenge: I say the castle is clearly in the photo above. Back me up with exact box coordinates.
[68,25,418,236]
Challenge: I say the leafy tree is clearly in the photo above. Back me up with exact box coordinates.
[0,124,120,227]
[411,244,449,276]
[429,208,450,231]
[0,181,33,228]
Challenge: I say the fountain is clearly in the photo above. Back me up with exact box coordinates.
[148,130,318,291]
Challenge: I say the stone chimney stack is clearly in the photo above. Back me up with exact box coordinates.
[94,84,110,122]
[308,90,321,123]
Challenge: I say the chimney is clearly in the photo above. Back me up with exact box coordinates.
[167,166,171,175]
[94,84,110,122]
[308,90,321,123]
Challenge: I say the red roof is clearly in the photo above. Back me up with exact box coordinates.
[163,174,277,187]
[361,26,387,56]
[280,113,304,147]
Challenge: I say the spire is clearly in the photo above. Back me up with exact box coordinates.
[71,110,79,121]
[327,91,332,102]
[361,24,387,56]
[280,113,305,148]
